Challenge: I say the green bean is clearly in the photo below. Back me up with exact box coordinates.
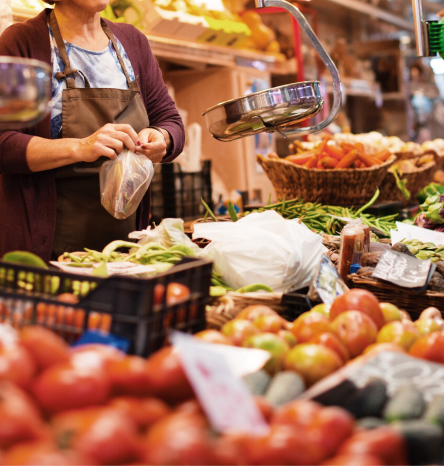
[227,202,239,222]
[202,211,209,223]
[201,198,218,222]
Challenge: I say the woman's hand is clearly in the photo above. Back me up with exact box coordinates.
[136,127,171,164]
[74,123,140,162]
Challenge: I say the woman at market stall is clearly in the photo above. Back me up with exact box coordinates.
[0,0,184,261]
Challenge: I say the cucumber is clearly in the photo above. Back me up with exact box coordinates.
[3,251,48,269]
[392,420,444,466]
[264,371,305,408]
[424,394,444,427]
[344,378,387,419]
[242,370,271,396]
[383,384,425,422]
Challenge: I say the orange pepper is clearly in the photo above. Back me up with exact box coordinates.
[320,156,338,169]
[336,150,358,169]
[325,145,345,160]
[303,156,317,168]
[374,149,391,162]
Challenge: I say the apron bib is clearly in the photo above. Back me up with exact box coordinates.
[49,10,150,260]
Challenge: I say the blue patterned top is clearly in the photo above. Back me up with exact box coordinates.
[48,24,136,139]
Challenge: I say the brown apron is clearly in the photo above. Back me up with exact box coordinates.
[49,10,150,260]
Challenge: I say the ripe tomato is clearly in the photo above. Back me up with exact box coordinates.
[52,407,141,465]
[20,326,70,371]
[142,411,213,465]
[271,399,322,427]
[409,331,444,363]
[211,433,248,465]
[0,382,46,449]
[320,454,385,465]
[330,289,384,329]
[338,427,407,465]
[166,283,190,304]
[70,344,125,369]
[290,312,333,343]
[194,330,233,345]
[108,396,171,431]
[2,440,94,465]
[144,347,194,404]
[331,311,378,358]
[106,355,152,397]
[221,320,259,346]
[0,343,37,389]
[33,362,111,414]
[309,406,355,456]
[153,284,165,305]
[236,305,278,321]
[309,332,351,363]
[244,424,329,465]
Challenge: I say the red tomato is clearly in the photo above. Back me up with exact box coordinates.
[108,396,171,431]
[142,411,213,465]
[2,441,94,465]
[106,355,152,397]
[194,330,233,345]
[153,284,165,305]
[70,344,125,369]
[409,331,444,363]
[309,332,351,362]
[52,407,141,465]
[321,454,385,465]
[0,382,46,449]
[166,283,190,304]
[20,326,70,371]
[244,424,329,465]
[330,289,384,329]
[291,312,332,343]
[254,395,274,422]
[338,427,407,465]
[144,347,194,404]
[0,344,37,389]
[211,433,248,466]
[271,399,322,427]
[33,362,111,414]
[309,406,355,456]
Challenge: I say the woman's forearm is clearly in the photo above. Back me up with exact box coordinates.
[26,136,80,172]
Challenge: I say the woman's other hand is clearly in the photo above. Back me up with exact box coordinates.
[75,123,140,162]
[136,127,171,164]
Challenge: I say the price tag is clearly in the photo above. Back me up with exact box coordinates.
[171,331,270,436]
[372,249,435,292]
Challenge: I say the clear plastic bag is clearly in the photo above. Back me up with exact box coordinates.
[100,149,154,220]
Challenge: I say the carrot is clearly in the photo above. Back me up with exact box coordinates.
[336,150,358,169]
[316,135,331,155]
[374,149,391,162]
[320,156,338,168]
[325,145,345,160]
[340,142,356,152]
[303,156,317,168]
[316,159,324,169]
[286,153,316,165]
[357,151,381,167]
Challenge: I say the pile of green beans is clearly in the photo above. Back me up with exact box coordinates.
[202,190,398,237]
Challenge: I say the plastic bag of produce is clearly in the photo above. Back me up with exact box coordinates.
[193,210,326,292]
[100,149,154,220]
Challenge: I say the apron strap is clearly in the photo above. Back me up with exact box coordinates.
[101,19,135,89]
[49,10,91,88]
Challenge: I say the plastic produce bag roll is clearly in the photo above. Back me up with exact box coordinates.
[100,149,154,220]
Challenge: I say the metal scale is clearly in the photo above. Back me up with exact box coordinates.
[203,0,342,141]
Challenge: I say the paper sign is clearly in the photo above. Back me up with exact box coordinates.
[171,331,270,435]
[51,262,157,276]
[393,222,444,246]
[372,249,435,291]
[309,255,348,304]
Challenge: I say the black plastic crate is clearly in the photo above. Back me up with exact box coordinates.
[0,258,212,356]
[281,289,321,321]
[150,161,213,224]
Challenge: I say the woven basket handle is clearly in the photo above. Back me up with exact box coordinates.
[255,0,342,137]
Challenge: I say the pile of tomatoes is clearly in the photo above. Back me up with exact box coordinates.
[0,323,410,465]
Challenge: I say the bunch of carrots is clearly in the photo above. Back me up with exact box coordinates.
[283,135,392,169]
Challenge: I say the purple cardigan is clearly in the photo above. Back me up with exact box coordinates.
[0,9,184,261]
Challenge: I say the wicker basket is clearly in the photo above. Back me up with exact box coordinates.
[206,292,285,329]
[378,161,436,206]
[257,154,396,206]
[348,273,444,320]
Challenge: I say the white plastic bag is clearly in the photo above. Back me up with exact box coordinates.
[193,210,327,292]
[100,149,154,220]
